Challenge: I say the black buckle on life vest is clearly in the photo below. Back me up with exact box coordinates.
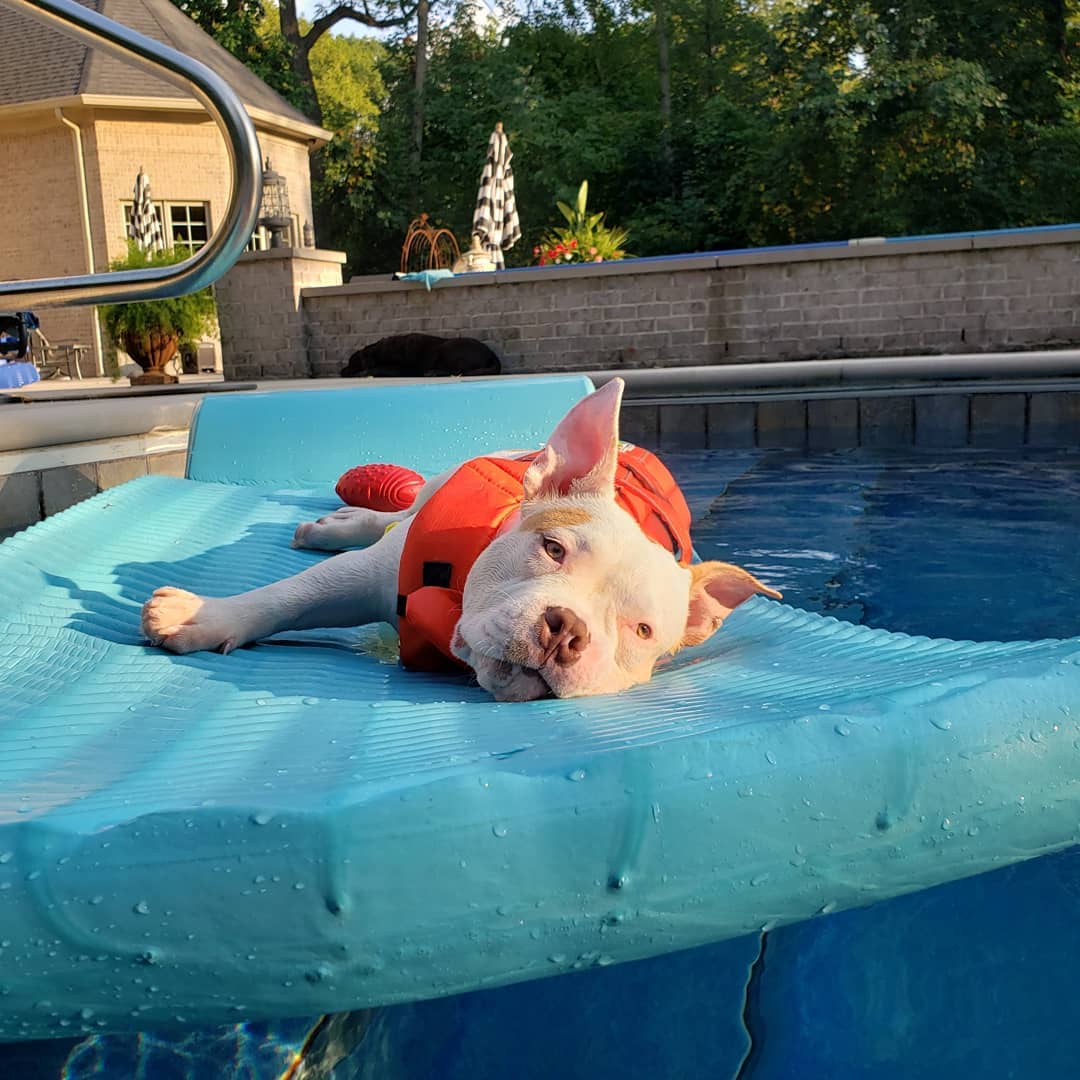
[398,563,453,619]
[422,561,453,589]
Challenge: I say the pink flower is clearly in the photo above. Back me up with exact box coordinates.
[589,246,598,255]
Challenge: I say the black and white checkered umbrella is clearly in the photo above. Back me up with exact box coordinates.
[471,123,521,270]
[129,168,165,253]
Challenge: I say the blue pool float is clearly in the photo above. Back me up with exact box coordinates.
[1,375,1078,1041]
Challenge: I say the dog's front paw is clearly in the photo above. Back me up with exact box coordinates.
[292,506,388,551]
[141,587,241,655]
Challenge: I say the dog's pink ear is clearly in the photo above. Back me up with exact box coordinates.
[681,561,782,648]
[523,378,624,501]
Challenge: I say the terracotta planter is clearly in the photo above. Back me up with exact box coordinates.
[122,329,180,385]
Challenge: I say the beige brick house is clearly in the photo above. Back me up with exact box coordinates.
[0,0,331,374]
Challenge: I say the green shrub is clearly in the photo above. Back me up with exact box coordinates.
[99,243,218,372]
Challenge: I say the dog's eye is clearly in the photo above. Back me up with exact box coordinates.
[542,538,565,562]
[636,623,653,640]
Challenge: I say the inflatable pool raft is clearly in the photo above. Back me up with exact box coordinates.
[1,375,1078,1041]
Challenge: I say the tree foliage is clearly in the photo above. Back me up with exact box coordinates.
[100,244,218,372]
[174,0,1080,274]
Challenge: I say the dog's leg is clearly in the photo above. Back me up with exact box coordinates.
[292,506,406,551]
[143,528,406,655]
[291,466,465,552]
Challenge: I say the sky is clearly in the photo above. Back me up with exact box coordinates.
[296,0,389,37]
[294,0,503,39]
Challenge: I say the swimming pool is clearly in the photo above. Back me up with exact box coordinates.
[5,442,1079,1078]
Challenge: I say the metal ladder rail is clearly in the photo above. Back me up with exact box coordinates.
[0,0,262,307]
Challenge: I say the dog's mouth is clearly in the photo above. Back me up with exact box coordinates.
[452,630,558,701]
[490,659,555,702]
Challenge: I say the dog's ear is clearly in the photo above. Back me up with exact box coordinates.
[523,378,624,501]
[681,561,782,648]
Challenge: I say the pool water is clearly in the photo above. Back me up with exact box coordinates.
[6,445,1080,1078]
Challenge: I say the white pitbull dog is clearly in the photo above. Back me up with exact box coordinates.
[142,379,780,701]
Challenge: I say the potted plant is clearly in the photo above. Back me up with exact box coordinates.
[533,181,630,266]
[99,243,218,385]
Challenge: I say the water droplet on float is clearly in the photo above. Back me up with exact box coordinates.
[567,769,586,783]
[765,750,778,765]
[250,812,272,826]
[929,716,953,731]
[0,853,12,864]
[834,723,851,737]
[750,873,770,887]
[492,824,509,838]
[133,901,150,916]
[651,802,662,825]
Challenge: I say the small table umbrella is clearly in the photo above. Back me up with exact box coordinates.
[470,122,521,270]
[128,167,165,253]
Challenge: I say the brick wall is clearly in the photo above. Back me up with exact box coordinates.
[215,248,346,379]
[287,228,1080,378]
[0,124,99,361]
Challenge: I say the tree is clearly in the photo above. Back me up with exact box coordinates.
[277,0,414,125]
[174,0,1080,270]
[308,31,387,264]
[172,0,303,104]
[412,0,430,177]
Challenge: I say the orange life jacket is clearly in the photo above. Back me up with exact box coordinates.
[396,444,692,672]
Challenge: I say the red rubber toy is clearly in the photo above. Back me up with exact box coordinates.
[335,463,425,511]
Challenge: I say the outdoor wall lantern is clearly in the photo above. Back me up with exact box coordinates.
[259,158,292,248]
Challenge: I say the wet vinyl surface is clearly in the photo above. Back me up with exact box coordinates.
[4,446,1080,1079]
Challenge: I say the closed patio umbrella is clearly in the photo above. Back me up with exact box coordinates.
[470,122,521,269]
[128,167,165,253]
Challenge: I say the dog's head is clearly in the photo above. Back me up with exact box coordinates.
[450,379,780,701]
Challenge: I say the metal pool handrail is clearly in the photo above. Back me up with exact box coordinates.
[0,0,262,307]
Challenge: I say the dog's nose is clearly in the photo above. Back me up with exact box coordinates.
[539,606,590,667]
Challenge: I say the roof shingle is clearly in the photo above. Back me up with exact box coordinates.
[0,0,312,128]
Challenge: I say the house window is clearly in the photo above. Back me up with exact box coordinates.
[121,202,300,254]
[246,225,271,253]
[121,201,211,253]
[167,203,209,253]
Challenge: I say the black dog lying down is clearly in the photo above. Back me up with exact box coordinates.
[341,334,501,378]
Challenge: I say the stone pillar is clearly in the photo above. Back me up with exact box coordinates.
[214,248,346,380]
